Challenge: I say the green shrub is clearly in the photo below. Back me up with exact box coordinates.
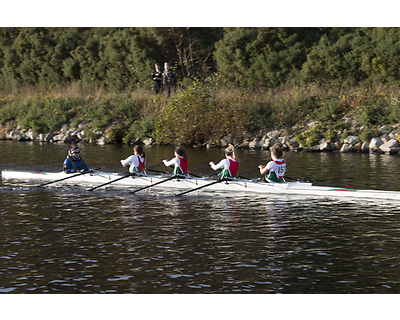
[358,128,378,143]
[155,81,252,145]
[295,123,324,148]
[123,115,158,144]
[0,100,22,124]
[355,100,389,126]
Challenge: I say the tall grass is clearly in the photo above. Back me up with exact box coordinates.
[1,81,400,145]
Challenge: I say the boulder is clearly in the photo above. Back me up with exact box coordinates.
[389,131,400,140]
[354,142,362,152]
[361,142,370,153]
[369,137,383,150]
[278,136,290,149]
[261,138,274,150]
[249,138,262,149]
[344,135,358,145]
[39,132,56,142]
[23,130,38,141]
[52,134,72,143]
[332,142,342,150]
[143,138,153,146]
[379,139,400,154]
[379,126,390,134]
[220,134,233,147]
[319,142,332,151]
[380,133,390,143]
[52,134,63,141]
[6,131,21,140]
[266,130,279,139]
[77,131,86,140]
[311,145,321,152]
[236,140,250,149]
[340,144,354,153]
[97,137,109,145]
[288,137,299,149]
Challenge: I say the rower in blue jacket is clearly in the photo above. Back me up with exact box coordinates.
[63,146,90,173]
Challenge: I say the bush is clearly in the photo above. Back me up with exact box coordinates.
[358,128,378,143]
[155,81,252,145]
[123,115,158,144]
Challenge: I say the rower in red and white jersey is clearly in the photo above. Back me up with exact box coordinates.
[209,145,239,178]
[163,147,188,177]
[121,145,147,175]
[259,144,286,183]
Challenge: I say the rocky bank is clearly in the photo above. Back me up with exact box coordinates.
[2,119,400,156]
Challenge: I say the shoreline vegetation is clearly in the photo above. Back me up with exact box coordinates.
[2,81,400,155]
[2,27,400,155]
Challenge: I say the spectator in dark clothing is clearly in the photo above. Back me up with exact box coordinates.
[163,62,174,97]
[151,63,163,94]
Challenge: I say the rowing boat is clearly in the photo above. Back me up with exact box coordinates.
[2,169,400,201]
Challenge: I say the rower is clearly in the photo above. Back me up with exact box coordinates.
[209,145,239,179]
[63,146,90,173]
[163,147,188,177]
[120,145,147,176]
[258,144,286,183]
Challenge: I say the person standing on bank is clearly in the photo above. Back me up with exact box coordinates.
[209,145,239,179]
[258,144,286,183]
[163,147,188,177]
[151,63,163,94]
[63,146,90,173]
[120,145,147,175]
[162,62,174,97]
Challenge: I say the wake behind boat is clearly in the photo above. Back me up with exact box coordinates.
[2,169,400,201]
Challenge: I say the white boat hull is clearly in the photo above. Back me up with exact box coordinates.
[2,170,400,201]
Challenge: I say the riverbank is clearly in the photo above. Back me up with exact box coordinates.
[1,81,400,155]
[3,117,400,156]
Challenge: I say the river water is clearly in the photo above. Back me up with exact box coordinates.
[1,141,400,299]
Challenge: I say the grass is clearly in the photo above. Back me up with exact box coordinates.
[1,81,400,146]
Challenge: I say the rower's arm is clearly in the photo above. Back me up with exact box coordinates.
[259,165,269,175]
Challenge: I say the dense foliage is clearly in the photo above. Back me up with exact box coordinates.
[3,27,400,91]
[0,27,224,91]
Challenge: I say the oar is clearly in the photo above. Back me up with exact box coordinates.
[130,175,179,194]
[87,173,133,191]
[186,164,211,178]
[175,178,227,197]
[175,167,259,197]
[145,162,163,171]
[35,161,121,188]
[235,167,258,177]
[92,161,121,171]
[87,161,164,191]
[148,163,209,177]
[146,168,171,174]
[37,171,89,187]
[189,164,209,173]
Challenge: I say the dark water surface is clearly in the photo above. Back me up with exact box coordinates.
[1,141,400,297]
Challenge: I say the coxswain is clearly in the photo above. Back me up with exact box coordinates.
[63,146,90,173]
